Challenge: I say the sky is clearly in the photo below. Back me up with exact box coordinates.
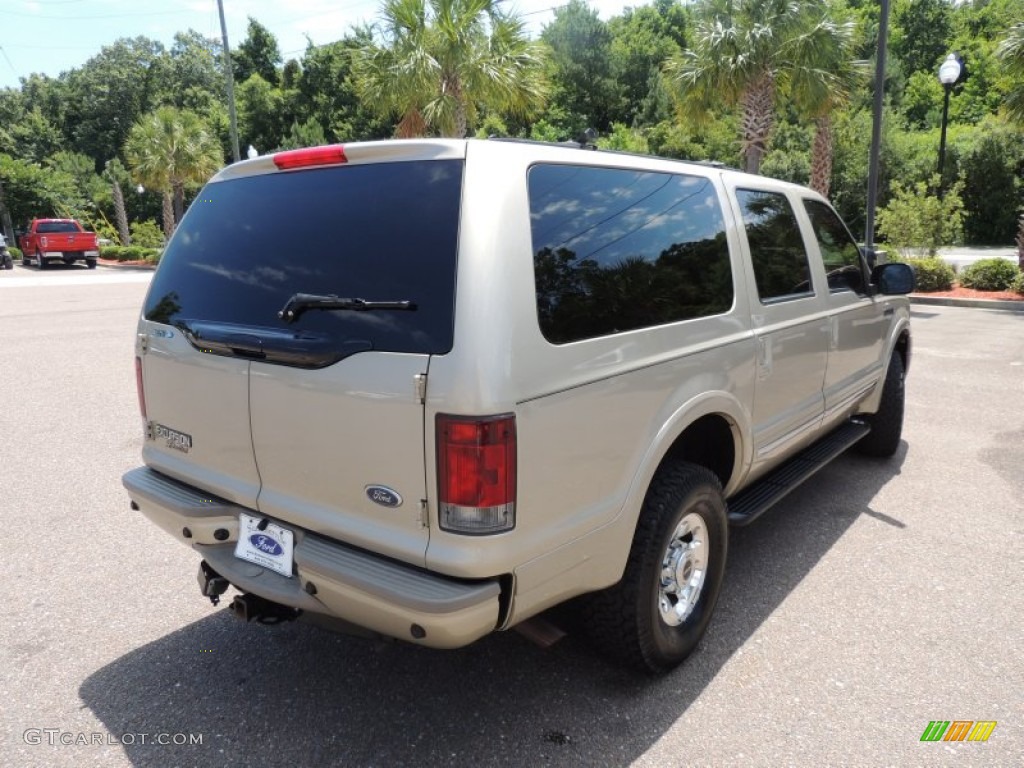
[0,0,643,90]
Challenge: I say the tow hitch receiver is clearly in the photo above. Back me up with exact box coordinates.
[229,593,299,625]
[197,561,229,606]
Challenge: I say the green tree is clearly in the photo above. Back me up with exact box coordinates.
[5,107,64,163]
[62,37,167,167]
[234,18,283,86]
[890,0,952,80]
[237,73,289,153]
[608,0,689,126]
[785,12,865,197]
[0,154,84,225]
[124,107,223,238]
[356,0,547,138]
[997,21,1024,121]
[995,20,1024,265]
[664,0,840,175]
[159,30,227,114]
[542,0,622,134]
[297,34,390,142]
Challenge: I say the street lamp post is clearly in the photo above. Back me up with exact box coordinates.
[936,53,966,189]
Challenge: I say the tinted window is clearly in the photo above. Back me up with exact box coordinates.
[528,164,733,344]
[736,189,813,302]
[803,199,867,295]
[36,221,80,233]
[144,160,462,362]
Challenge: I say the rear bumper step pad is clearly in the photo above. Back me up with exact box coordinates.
[123,467,501,647]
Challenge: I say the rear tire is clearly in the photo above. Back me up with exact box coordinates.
[580,462,728,672]
[36,251,47,270]
[855,351,905,457]
[86,259,97,269]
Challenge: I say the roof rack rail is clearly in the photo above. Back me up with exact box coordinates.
[484,133,741,171]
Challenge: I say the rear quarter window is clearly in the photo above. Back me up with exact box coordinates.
[528,164,733,344]
[144,160,463,359]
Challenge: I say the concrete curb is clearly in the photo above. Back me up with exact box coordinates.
[909,295,1024,312]
[97,261,157,271]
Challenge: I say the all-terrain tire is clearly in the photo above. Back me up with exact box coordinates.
[580,462,728,672]
[855,351,905,457]
[36,250,47,270]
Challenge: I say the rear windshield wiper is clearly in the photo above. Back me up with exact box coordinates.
[278,293,417,324]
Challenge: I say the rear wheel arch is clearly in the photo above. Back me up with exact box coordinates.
[659,413,739,494]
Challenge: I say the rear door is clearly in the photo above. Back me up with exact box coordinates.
[729,185,829,474]
[145,144,465,567]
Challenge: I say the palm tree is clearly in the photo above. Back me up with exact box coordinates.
[663,0,837,175]
[125,107,223,238]
[995,22,1024,268]
[354,0,547,138]
[787,16,866,197]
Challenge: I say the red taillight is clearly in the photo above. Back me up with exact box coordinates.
[436,414,516,534]
[135,356,147,421]
[272,145,348,170]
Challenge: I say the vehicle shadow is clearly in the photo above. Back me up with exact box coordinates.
[80,446,906,768]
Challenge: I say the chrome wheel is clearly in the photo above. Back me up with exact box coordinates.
[657,512,709,627]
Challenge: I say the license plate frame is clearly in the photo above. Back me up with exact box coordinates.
[234,514,295,578]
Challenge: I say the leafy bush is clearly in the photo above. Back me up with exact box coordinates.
[959,258,1021,291]
[8,246,22,259]
[124,245,149,261]
[896,257,955,292]
[97,244,159,262]
[1011,272,1024,296]
[99,245,125,260]
[129,219,164,248]
[875,175,965,257]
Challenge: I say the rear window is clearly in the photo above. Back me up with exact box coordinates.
[35,221,80,233]
[144,160,462,363]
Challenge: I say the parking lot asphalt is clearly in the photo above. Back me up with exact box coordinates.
[1,265,1022,767]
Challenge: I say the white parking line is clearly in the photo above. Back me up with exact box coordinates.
[0,272,154,287]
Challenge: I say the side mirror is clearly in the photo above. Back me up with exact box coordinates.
[871,262,915,295]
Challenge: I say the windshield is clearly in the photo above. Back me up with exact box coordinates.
[144,160,463,359]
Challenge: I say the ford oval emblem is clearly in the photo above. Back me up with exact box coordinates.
[366,485,403,508]
[249,534,283,556]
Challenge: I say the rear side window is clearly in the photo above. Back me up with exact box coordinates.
[736,189,813,303]
[528,164,733,344]
[803,199,867,295]
[144,160,462,362]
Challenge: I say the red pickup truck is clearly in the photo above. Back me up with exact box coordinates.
[18,218,100,269]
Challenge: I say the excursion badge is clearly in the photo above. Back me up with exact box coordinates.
[150,422,193,453]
